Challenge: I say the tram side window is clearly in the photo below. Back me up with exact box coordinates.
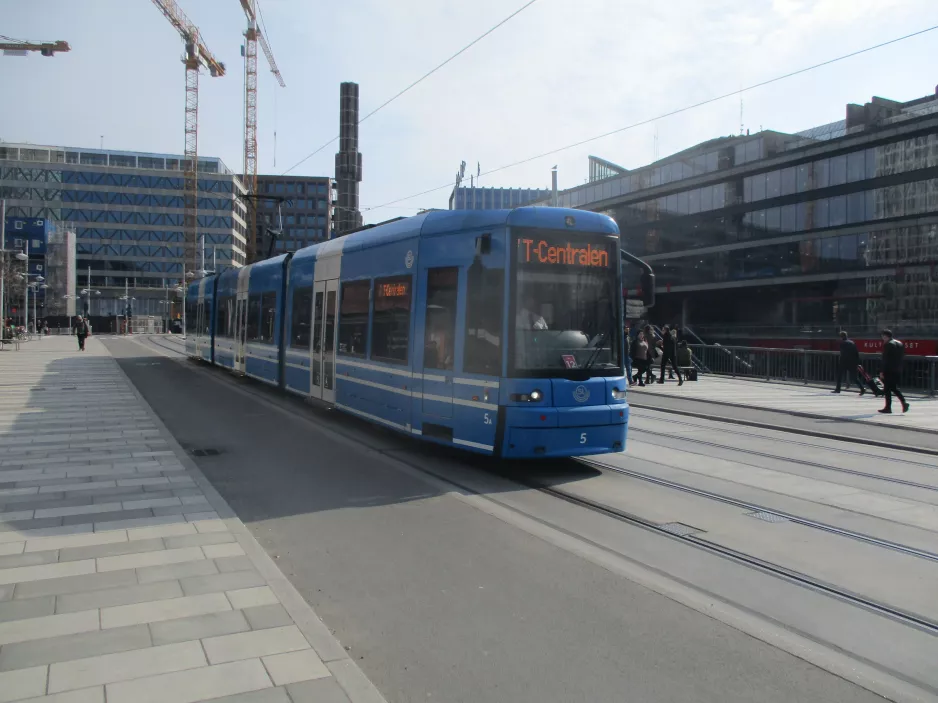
[246,294,261,342]
[203,300,212,336]
[338,280,370,357]
[216,296,231,337]
[372,276,412,364]
[464,264,503,375]
[260,292,277,344]
[185,299,197,333]
[291,286,313,349]
[424,267,457,371]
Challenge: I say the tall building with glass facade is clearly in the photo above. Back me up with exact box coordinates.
[255,175,334,255]
[0,143,247,318]
[531,89,938,343]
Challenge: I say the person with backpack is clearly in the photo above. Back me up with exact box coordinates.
[879,329,909,414]
[75,316,89,352]
[833,330,864,394]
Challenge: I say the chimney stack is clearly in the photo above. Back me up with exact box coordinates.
[334,82,363,236]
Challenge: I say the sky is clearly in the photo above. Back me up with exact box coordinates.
[1,0,936,224]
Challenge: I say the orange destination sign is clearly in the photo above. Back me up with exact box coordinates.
[379,281,409,297]
[520,238,611,267]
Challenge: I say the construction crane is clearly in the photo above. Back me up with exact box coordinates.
[150,0,225,280]
[238,0,285,263]
[0,39,70,56]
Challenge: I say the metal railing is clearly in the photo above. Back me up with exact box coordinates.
[688,344,938,395]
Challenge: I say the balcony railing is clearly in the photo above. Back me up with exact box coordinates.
[687,344,938,395]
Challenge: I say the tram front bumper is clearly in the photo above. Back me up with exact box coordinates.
[502,404,628,458]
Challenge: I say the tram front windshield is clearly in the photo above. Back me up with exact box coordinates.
[512,230,621,376]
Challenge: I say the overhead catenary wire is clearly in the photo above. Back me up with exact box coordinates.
[280,0,541,176]
[364,23,938,213]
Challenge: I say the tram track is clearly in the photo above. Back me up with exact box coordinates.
[631,410,938,469]
[629,424,938,493]
[133,334,938,641]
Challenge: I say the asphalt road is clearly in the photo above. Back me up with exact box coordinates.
[105,336,888,703]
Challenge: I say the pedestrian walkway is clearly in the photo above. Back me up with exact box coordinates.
[632,374,938,432]
[0,336,384,703]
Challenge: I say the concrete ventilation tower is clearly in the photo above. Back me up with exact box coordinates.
[334,82,363,235]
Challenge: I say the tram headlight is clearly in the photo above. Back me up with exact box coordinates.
[611,387,627,400]
[510,389,544,402]
[529,389,543,402]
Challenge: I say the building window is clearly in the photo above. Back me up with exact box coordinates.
[830,155,847,186]
[287,183,295,194]
[338,280,369,357]
[275,183,285,194]
[371,276,411,364]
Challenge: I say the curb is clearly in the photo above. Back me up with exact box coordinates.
[103,336,388,703]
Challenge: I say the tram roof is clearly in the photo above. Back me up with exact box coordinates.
[292,207,618,265]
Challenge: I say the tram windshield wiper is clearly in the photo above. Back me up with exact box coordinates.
[582,332,607,370]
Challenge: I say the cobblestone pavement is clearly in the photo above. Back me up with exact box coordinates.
[0,336,384,703]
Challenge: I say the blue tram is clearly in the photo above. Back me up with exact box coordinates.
[185,207,655,458]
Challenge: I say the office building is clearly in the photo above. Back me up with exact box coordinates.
[335,82,363,235]
[2,215,76,322]
[255,175,334,255]
[530,89,938,345]
[0,143,247,318]
[449,186,553,210]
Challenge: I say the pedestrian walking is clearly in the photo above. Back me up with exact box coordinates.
[879,329,909,414]
[75,316,89,352]
[642,325,656,384]
[658,325,683,385]
[624,324,634,385]
[833,330,864,394]
[631,331,649,386]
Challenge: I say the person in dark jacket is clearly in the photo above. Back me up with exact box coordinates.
[642,325,656,384]
[879,329,909,414]
[75,316,89,352]
[657,325,683,385]
[833,330,864,394]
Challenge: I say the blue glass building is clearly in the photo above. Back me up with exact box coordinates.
[0,143,247,317]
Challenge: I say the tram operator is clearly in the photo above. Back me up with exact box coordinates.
[517,293,548,330]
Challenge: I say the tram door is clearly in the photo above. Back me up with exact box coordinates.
[233,295,248,373]
[310,279,338,403]
[421,267,459,418]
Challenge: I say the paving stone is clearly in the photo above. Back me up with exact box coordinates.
[93,514,184,532]
[151,505,189,517]
[163,532,235,550]
[48,640,206,693]
[179,495,210,506]
[59,537,164,563]
[39,480,115,495]
[16,476,93,489]
[123,497,180,510]
[106,659,272,703]
[0,595,55,622]
[149,610,250,646]
[24,531,126,554]
[285,677,353,703]
[172,488,204,498]
[0,509,36,522]
[214,557,254,575]
[0,516,64,532]
[0,558,95,586]
[186,511,219,522]
[0,585,12,602]
[97,545,203,573]
[13,569,137,600]
[101,592,231,629]
[56,580,183,613]
[226,587,279,610]
[34,503,123,519]
[0,609,99,646]
[202,626,309,665]
[0,664,47,702]
[136,559,218,584]
[180,570,265,597]
[0,492,66,507]
[0,543,24,557]
[261,649,329,686]
[0,625,151,671]
[126,522,196,541]
[241,605,293,631]
[63,508,154,527]
[203,687,290,702]
[202,543,244,560]
[13,686,105,702]
[0,549,58,570]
